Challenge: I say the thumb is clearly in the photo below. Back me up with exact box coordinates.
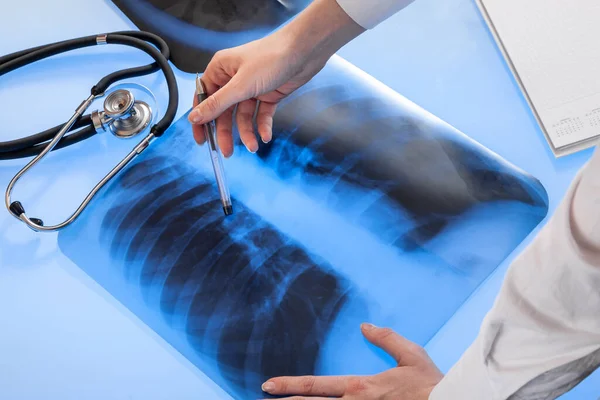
[360,323,426,367]
[189,76,250,124]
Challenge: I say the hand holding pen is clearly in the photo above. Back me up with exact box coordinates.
[186,0,363,156]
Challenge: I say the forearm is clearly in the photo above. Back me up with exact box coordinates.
[277,0,417,62]
[278,0,365,62]
[430,147,600,399]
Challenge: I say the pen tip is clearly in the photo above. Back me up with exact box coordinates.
[223,205,233,216]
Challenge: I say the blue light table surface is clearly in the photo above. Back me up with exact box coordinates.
[0,0,597,398]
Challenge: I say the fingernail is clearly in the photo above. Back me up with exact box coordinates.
[261,382,275,392]
[188,110,203,123]
[247,145,258,154]
[261,137,271,144]
[361,323,377,331]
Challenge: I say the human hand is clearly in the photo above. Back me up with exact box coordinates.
[188,33,327,157]
[188,0,365,157]
[260,323,444,400]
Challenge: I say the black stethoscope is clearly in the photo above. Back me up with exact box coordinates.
[0,31,179,232]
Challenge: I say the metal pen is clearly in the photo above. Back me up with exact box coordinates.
[196,74,233,216]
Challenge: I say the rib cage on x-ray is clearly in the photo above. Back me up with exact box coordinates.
[100,155,350,399]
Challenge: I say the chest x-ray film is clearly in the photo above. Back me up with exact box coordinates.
[58,53,549,399]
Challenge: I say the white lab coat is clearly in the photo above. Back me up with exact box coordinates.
[335,1,600,398]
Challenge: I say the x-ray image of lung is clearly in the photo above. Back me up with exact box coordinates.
[111,0,313,72]
[242,71,549,258]
[58,56,548,399]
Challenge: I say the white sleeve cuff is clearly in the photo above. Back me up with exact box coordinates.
[429,337,496,399]
[335,0,416,29]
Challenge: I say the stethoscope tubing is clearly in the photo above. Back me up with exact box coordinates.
[0,115,96,159]
[0,30,169,80]
[1,30,180,231]
[0,30,178,157]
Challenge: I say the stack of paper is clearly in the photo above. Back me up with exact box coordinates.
[477,0,600,156]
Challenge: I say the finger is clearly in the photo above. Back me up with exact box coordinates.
[256,101,277,144]
[360,323,427,367]
[188,74,249,125]
[261,375,347,397]
[215,105,235,157]
[236,98,259,153]
[191,92,206,146]
[201,65,227,95]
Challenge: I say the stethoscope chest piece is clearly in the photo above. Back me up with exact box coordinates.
[92,88,153,139]
[109,100,152,138]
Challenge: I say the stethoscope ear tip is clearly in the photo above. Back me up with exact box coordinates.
[30,218,44,226]
[9,201,25,217]
[9,201,44,227]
